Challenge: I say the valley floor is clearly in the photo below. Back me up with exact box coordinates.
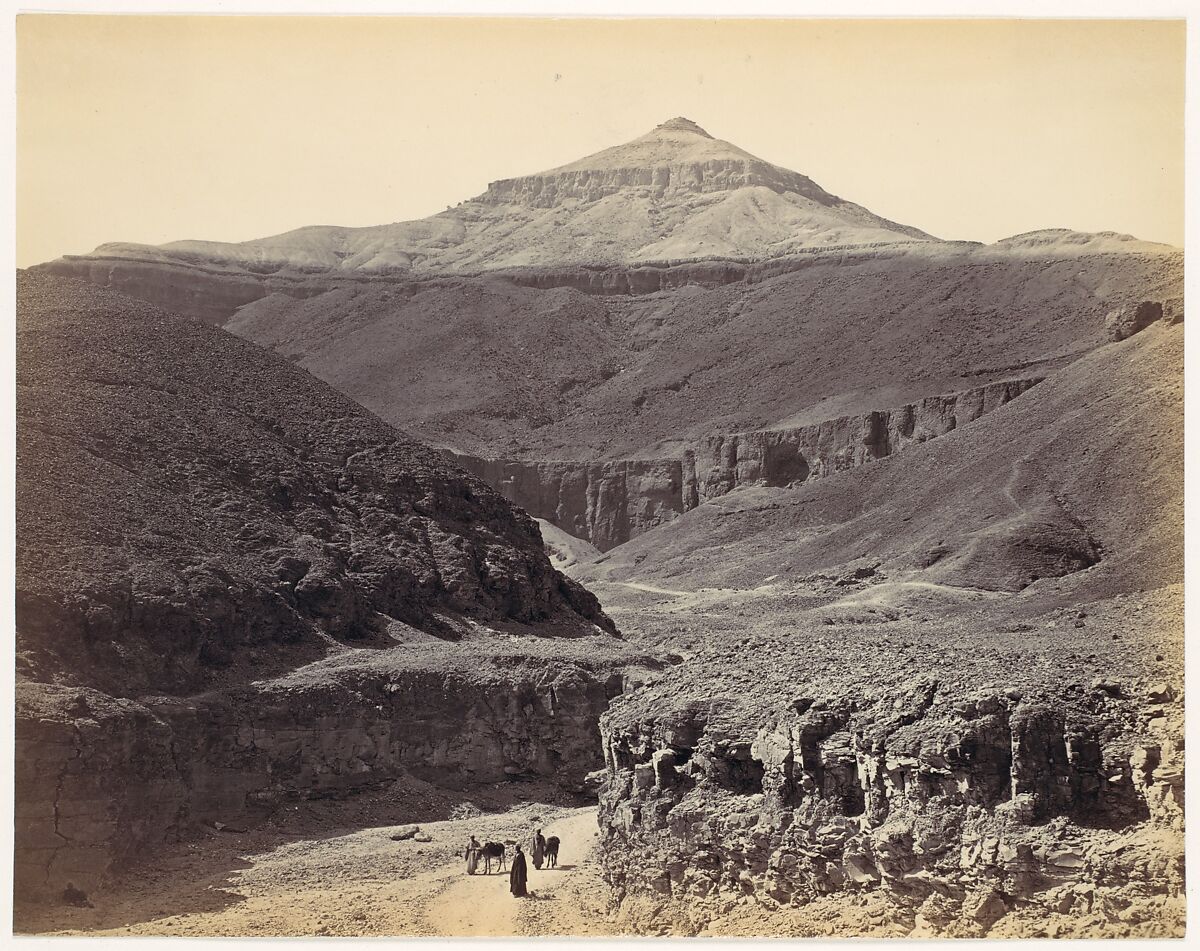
[16,790,619,938]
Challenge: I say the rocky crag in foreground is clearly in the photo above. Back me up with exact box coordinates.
[14,272,655,904]
[579,317,1184,936]
[597,661,1183,938]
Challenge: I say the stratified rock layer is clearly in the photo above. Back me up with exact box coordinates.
[597,676,1184,937]
[16,648,638,901]
[456,379,1040,550]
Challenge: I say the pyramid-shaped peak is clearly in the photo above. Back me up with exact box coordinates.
[537,118,764,177]
[655,117,713,137]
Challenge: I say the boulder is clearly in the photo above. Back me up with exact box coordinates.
[1090,678,1122,697]
[1146,682,1175,703]
[1106,301,1163,341]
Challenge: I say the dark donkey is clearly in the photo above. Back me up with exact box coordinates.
[482,841,507,874]
[545,835,560,868]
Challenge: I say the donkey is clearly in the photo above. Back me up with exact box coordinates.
[545,835,560,868]
[482,841,506,874]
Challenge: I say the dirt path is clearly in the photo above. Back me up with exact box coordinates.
[612,580,693,597]
[422,808,616,936]
[19,799,621,938]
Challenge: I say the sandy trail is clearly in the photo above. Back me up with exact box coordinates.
[422,808,614,936]
[612,580,693,597]
[19,800,619,938]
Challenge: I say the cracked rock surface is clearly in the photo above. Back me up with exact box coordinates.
[588,578,1183,938]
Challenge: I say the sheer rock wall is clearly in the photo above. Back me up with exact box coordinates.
[595,682,1185,936]
[15,659,628,901]
[457,379,1041,551]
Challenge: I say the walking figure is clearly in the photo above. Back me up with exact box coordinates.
[509,844,528,897]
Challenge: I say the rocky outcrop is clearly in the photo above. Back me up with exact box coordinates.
[596,679,1185,937]
[15,652,636,901]
[1106,301,1164,341]
[479,159,845,209]
[457,379,1041,551]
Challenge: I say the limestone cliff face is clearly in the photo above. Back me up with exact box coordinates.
[688,379,1040,503]
[478,159,843,209]
[457,379,1042,551]
[15,656,629,900]
[595,681,1184,936]
[454,457,687,553]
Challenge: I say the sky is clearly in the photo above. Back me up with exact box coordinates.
[15,15,1185,266]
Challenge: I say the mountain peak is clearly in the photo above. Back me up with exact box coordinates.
[63,119,939,277]
[539,118,760,177]
[654,117,712,137]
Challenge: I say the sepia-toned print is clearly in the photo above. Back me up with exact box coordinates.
[12,14,1185,939]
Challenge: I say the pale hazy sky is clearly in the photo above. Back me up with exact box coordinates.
[16,16,1185,266]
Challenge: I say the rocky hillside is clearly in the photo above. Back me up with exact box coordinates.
[34,118,1181,476]
[210,243,1179,461]
[36,214,1182,592]
[580,317,1182,599]
[16,271,615,697]
[14,272,652,903]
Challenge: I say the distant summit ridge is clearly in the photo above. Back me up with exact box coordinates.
[52,116,1171,279]
[655,116,712,136]
[477,117,861,213]
[511,115,824,196]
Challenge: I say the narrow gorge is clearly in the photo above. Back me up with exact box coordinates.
[456,378,1041,550]
[17,648,644,901]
